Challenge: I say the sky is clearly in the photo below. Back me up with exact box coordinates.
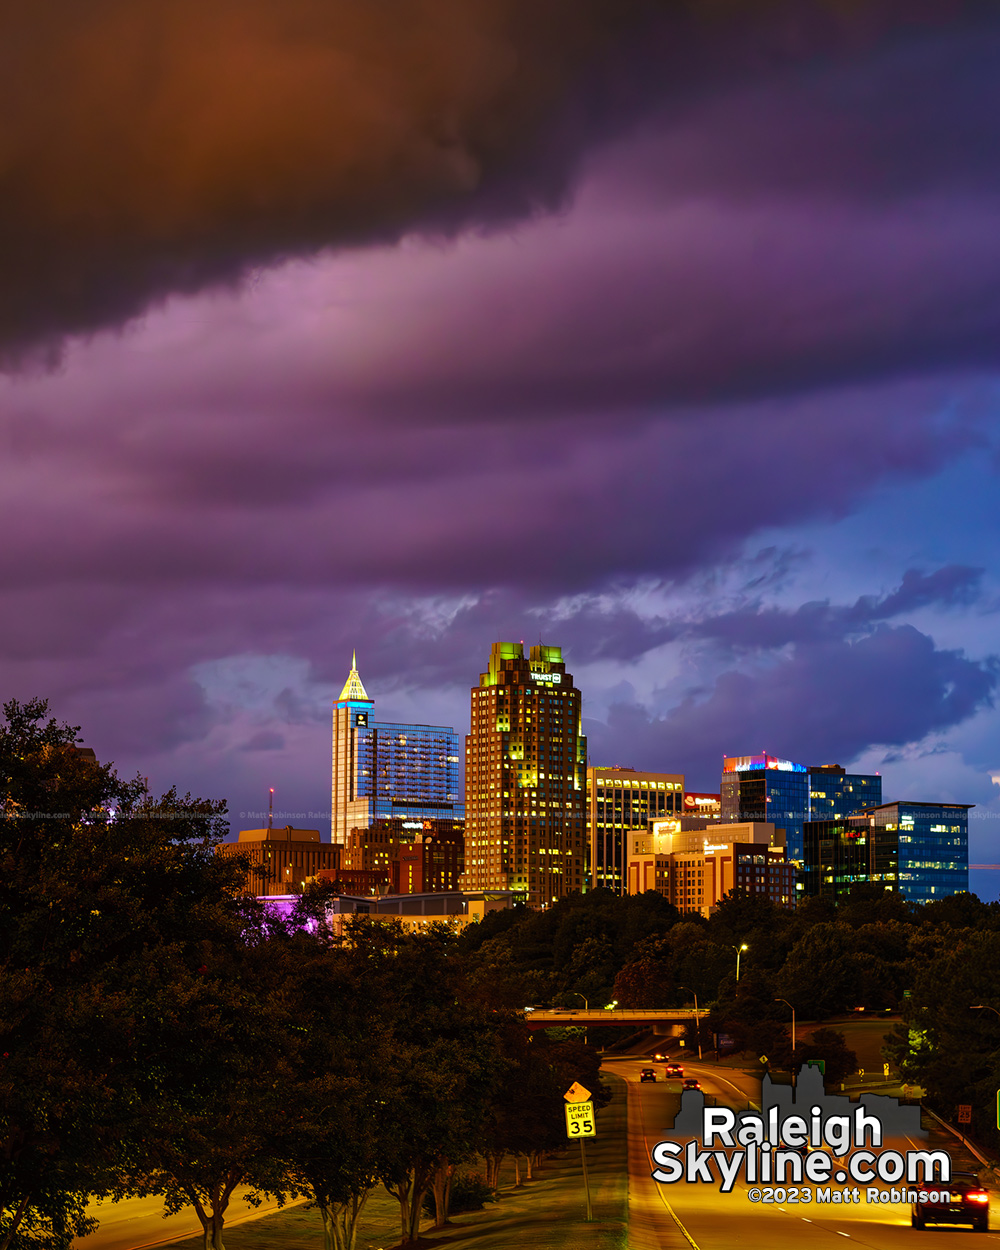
[3,0,1000,892]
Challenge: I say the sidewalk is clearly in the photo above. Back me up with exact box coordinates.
[156,1078,628,1250]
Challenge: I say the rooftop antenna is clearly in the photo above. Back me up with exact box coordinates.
[268,787,274,831]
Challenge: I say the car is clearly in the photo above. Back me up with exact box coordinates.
[639,1068,657,1083]
[652,1050,669,1061]
[664,1063,684,1078]
[682,1078,701,1091]
[911,1172,989,1231]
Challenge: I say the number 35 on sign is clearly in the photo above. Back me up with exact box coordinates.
[565,1101,596,1138]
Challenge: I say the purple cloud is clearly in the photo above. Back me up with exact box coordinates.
[587,624,998,789]
[0,2,997,359]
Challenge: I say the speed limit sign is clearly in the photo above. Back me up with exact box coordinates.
[565,1101,596,1138]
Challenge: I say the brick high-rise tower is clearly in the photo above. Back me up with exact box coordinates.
[460,642,586,906]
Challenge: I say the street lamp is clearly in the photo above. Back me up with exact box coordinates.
[734,943,748,981]
[572,993,589,1046]
[775,997,796,1086]
[971,1005,1000,1020]
[775,998,796,1052]
[679,985,702,1060]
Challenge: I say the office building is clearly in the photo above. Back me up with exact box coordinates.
[807,765,883,822]
[399,827,465,894]
[330,654,462,844]
[216,825,341,896]
[626,820,795,916]
[315,866,392,896]
[460,642,586,906]
[720,754,881,864]
[803,801,971,904]
[341,815,464,893]
[683,792,721,820]
[586,765,684,893]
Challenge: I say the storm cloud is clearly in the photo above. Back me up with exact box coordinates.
[0,0,994,360]
[0,0,999,829]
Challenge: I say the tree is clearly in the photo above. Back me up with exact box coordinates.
[887,930,1000,1150]
[340,921,513,1246]
[775,923,864,1018]
[280,932,402,1250]
[795,1029,857,1085]
[133,934,299,1250]
[0,699,264,1250]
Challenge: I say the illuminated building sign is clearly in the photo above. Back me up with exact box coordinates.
[530,671,562,683]
[724,753,807,774]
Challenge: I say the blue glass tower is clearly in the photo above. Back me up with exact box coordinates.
[721,753,881,865]
[330,655,462,844]
[803,801,970,903]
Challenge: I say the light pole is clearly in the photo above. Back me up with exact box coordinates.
[734,943,748,981]
[971,1004,1000,1020]
[775,998,796,1052]
[573,993,589,1046]
[775,997,796,1086]
[679,985,702,1060]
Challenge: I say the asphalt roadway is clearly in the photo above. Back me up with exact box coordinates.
[612,1053,1000,1250]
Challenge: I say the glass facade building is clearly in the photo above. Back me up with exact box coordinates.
[721,753,881,864]
[586,766,684,894]
[803,801,971,903]
[330,656,462,844]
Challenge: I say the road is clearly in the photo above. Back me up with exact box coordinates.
[611,1053,999,1250]
[75,1189,304,1250]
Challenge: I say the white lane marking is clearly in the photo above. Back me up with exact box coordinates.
[802,1218,812,1223]
[694,1068,761,1110]
[836,1233,851,1239]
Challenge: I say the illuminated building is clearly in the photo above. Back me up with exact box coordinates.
[216,825,341,896]
[626,821,794,915]
[330,654,462,844]
[460,642,586,906]
[398,827,464,894]
[682,792,721,820]
[264,889,515,936]
[720,753,881,864]
[586,765,684,893]
[341,815,464,893]
[803,801,971,903]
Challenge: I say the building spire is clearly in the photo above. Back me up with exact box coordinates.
[337,651,372,704]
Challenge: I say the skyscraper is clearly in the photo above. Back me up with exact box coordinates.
[460,642,586,906]
[586,765,684,894]
[802,801,971,902]
[720,753,881,864]
[330,654,462,844]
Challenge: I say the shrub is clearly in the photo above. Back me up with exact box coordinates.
[422,1172,499,1217]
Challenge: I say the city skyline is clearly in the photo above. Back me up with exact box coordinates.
[1,5,1000,900]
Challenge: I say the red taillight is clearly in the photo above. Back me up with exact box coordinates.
[967,1192,989,1204]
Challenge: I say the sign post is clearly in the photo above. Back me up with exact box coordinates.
[565,1085,595,1221]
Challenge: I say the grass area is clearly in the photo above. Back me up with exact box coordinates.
[159,1079,628,1250]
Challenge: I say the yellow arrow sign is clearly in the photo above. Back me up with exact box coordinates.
[564,1081,592,1103]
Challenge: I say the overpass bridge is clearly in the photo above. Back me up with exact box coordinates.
[523,1007,705,1030]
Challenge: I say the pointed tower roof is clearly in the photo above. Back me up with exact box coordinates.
[337,651,373,705]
